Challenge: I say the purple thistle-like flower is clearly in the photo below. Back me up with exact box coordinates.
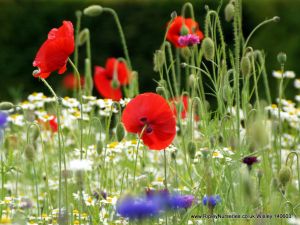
[202,195,221,208]
[169,195,196,209]
[178,34,200,47]
[242,156,259,166]
[116,196,159,220]
[0,111,8,129]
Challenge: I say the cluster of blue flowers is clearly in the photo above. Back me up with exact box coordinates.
[202,195,221,208]
[116,189,197,220]
[0,111,8,140]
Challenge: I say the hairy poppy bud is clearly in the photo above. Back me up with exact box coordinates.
[78,28,89,46]
[96,140,103,155]
[180,47,191,59]
[189,74,196,87]
[224,3,235,22]
[273,16,280,22]
[279,166,291,186]
[187,141,196,159]
[0,102,14,111]
[180,25,189,36]
[153,50,165,72]
[202,37,215,61]
[170,11,177,20]
[116,123,125,142]
[83,5,103,17]
[277,52,287,65]
[222,85,232,102]
[156,86,165,96]
[25,144,35,161]
[241,56,251,76]
[75,10,82,18]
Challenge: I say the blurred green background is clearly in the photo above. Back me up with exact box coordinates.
[0,0,299,102]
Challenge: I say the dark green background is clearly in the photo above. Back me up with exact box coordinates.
[0,0,299,102]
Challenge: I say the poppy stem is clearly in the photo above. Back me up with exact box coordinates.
[133,126,147,189]
[164,149,168,190]
[74,10,82,98]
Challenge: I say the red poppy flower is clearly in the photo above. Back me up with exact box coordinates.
[122,93,176,150]
[63,73,85,90]
[94,58,130,101]
[166,16,204,48]
[170,95,199,121]
[33,21,74,79]
[49,116,58,133]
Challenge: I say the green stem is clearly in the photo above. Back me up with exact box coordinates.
[133,126,146,189]
[164,149,168,190]
[181,2,195,20]
[74,10,82,98]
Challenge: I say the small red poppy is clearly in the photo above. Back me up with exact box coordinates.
[166,16,204,48]
[63,73,85,90]
[122,93,176,150]
[170,95,199,121]
[49,116,58,133]
[33,21,75,79]
[94,58,130,101]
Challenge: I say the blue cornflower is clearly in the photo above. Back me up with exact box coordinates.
[202,195,221,208]
[169,194,196,209]
[116,196,159,220]
[0,111,8,129]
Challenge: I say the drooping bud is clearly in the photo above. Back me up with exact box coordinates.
[224,3,235,22]
[153,49,165,72]
[277,52,287,65]
[202,37,215,61]
[273,16,280,22]
[83,5,103,17]
[240,56,251,76]
[156,86,165,96]
[0,102,14,111]
[24,144,35,161]
[170,11,177,20]
[187,141,196,159]
[116,123,125,142]
[78,28,89,46]
[279,166,292,186]
[96,140,103,155]
[188,74,196,87]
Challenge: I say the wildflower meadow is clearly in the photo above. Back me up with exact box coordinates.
[1,1,300,225]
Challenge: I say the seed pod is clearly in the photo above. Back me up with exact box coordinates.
[279,166,292,186]
[224,3,235,22]
[83,5,103,17]
[202,37,215,61]
[0,102,14,111]
[153,50,165,72]
[240,56,251,76]
[116,123,125,142]
[187,141,196,159]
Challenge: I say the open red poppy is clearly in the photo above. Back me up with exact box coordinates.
[33,21,74,79]
[170,95,199,121]
[166,16,204,48]
[94,58,130,101]
[122,93,176,150]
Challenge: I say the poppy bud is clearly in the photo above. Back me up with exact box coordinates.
[78,28,89,46]
[279,166,291,186]
[202,37,215,61]
[111,79,120,89]
[180,47,191,59]
[180,25,189,36]
[116,123,125,142]
[273,16,280,22]
[187,141,196,159]
[170,11,177,20]
[75,10,82,18]
[277,52,287,65]
[181,63,187,68]
[222,85,232,102]
[224,3,235,22]
[153,49,165,72]
[83,5,103,17]
[0,102,14,111]
[189,74,196,87]
[96,140,103,155]
[24,144,35,161]
[240,56,251,76]
[156,86,165,96]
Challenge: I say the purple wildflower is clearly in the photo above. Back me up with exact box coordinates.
[202,195,221,208]
[0,111,8,129]
[169,194,196,209]
[178,34,200,47]
[116,196,159,220]
[242,156,259,170]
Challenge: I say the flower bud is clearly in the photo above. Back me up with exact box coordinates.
[111,79,120,89]
[0,102,14,111]
[222,85,232,102]
[180,25,189,35]
[116,123,125,142]
[180,47,191,59]
[224,3,235,22]
[84,58,93,95]
[83,5,103,17]
[24,144,35,161]
[75,10,82,18]
[279,166,291,186]
[187,141,196,159]
[96,140,103,155]
[188,74,196,87]
[156,86,165,96]
[277,52,287,65]
[170,11,177,20]
[153,50,165,72]
[273,16,280,22]
[240,56,251,76]
[78,28,89,46]
[202,37,215,61]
